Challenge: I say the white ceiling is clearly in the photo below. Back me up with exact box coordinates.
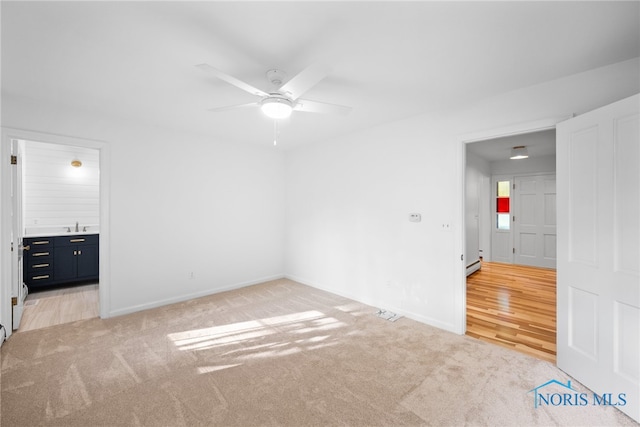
[466,129,557,163]
[2,1,639,150]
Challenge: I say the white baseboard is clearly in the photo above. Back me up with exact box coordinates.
[12,304,24,330]
[108,274,285,318]
[0,324,6,347]
[285,274,459,335]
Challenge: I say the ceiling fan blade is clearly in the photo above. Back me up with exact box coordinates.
[207,102,259,113]
[279,62,330,100]
[196,63,268,97]
[294,99,351,116]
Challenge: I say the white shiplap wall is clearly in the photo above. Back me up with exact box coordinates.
[23,140,99,236]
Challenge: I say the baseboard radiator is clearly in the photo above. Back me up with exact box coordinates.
[466,259,481,276]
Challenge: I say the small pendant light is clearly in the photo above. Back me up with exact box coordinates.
[510,146,529,160]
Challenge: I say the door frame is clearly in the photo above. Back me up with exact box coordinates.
[456,116,568,335]
[0,128,111,339]
[10,138,25,329]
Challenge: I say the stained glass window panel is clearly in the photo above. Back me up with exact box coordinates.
[497,197,510,213]
[497,214,510,230]
[497,181,510,197]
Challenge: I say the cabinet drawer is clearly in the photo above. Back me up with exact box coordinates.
[25,250,53,263]
[24,238,53,248]
[54,234,99,247]
[24,237,53,262]
[25,271,54,286]
[27,260,53,271]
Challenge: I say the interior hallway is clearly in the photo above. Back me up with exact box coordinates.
[466,261,556,363]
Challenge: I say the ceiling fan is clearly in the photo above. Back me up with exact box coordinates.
[195,63,351,120]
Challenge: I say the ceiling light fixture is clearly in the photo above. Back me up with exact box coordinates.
[510,146,529,160]
[70,159,83,167]
[260,96,293,119]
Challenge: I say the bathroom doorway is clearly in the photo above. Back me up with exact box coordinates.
[15,138,100,332]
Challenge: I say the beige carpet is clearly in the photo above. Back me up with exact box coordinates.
[0,279,636,426]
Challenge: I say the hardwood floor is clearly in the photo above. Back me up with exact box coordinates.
[17,283,99,332]
[466,261,557,363]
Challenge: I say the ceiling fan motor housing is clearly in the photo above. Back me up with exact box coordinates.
[266,69,287,87]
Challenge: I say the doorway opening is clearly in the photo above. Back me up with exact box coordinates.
[17,139,100,332]
[1,128,109,340]
[464,128,557,363]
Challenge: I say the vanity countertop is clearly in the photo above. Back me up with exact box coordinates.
[24,231,99,238]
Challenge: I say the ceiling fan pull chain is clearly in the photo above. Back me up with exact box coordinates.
[273,120,278,146]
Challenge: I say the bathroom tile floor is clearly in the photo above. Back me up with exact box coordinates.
[17,283,99,332]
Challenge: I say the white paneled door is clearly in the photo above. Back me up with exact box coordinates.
[10,139,26,329]
[557,94,639,422]
[513,174,557,268]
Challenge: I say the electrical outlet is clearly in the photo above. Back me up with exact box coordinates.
[188,272,195,280]
[409,213,421,222]
[442,223,452,231]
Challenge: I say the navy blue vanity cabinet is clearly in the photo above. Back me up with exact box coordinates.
[23,237,55,289]
[22,234,99,291]
[53,235,99,284]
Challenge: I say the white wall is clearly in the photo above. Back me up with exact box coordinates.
[23,140,100,236]
[465,151,490,270]
[2,58,637,333]
[285,113,464,331]
[2,95,285,316]
[284,58,640,333]
[479,174,491,261]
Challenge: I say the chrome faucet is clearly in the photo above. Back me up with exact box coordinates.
[75,221,79,232]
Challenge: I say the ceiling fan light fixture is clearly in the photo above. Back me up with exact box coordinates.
[510,146,529,160]
[261,96,293,119]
